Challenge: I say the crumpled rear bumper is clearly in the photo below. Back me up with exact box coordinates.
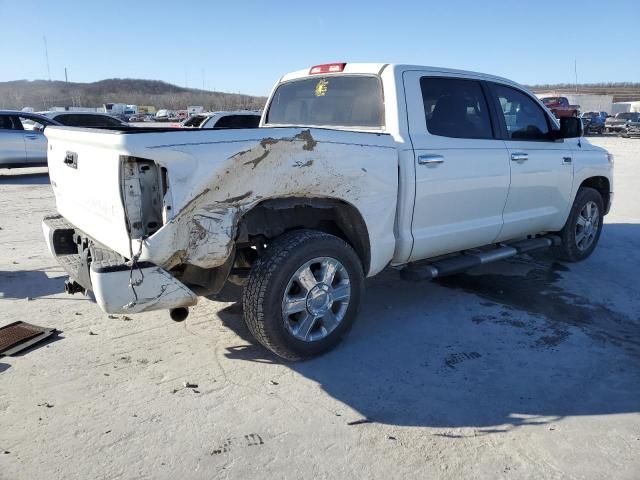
[42,214,197,314]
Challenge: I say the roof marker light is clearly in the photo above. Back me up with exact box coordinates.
[309,63,347,75]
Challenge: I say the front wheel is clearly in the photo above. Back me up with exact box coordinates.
[243,230,364,361]
[554,187,604,262]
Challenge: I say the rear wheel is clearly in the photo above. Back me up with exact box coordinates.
[243,230,364,361]
[554,187,604,262]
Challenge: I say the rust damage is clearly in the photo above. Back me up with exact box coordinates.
[164,129,320,269]
[164,249,187,267]
[219,191,253,204]
[177,188,211,216]
[242,137,281,169]
[294,129,317,151]
[188,217,209,249]
[233,130,317,169]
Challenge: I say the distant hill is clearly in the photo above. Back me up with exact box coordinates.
[0,78,267,111]
[528,82,640,102]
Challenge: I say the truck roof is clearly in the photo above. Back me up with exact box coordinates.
[279,63,523,89]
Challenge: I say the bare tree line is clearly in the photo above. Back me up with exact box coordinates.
[0,79,267,111]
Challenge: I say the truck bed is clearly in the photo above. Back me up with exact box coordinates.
[45,125,399,276]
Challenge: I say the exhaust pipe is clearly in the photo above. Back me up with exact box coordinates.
[170,307,189,322]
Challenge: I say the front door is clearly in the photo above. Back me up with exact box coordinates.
[487,83,574,240]
[403,72,511,261]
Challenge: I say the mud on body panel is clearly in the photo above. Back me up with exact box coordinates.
[131,128,399,275]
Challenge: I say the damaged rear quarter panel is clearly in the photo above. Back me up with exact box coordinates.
[133,127,399,276]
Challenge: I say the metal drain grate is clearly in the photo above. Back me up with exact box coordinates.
[0,322,56,356]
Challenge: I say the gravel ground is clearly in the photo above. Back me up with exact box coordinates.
[0,136,638,480]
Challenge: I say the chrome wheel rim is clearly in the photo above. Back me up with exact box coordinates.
[281,256,351,342]
[575,201,600,251]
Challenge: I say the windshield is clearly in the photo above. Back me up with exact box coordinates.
[617,112,639,120]
[582,112,599,118]
[265,75,384,128]
[542,97,560,104]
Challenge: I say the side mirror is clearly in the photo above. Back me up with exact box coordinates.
[559,116,582,138]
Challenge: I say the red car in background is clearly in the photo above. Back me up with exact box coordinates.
[541,97,580,118]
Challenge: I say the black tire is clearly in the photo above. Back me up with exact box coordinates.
[242,229,364,361]
[554,187,604,262]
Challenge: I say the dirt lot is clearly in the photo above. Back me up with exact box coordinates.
[1,136,638,480]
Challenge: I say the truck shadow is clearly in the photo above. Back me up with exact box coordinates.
[221,223,640,430]
[0,170,49,185]
[0,270,66,299]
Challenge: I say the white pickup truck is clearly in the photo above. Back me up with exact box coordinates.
[43,63,613,360]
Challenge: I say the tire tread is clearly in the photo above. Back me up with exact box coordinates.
[243,229,360,360]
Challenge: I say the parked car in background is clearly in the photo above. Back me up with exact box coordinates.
[127,114,146,122]
[541,97,580,118]
[606,112,640,134]
[600,112,609,119]
[621,117,640,138]
[155,109,171,122]
[0,111,61,167]
[178,110,262,129]
[41,111,129,128]
[580,111,605,135]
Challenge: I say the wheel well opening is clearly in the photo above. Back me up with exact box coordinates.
[580,176,610,212]
[236,198,371,274]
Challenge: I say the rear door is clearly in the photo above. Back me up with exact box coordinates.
[404,72,511,261]
[0,115,27,166]
[19,116,51,164]
[487,83,574,240]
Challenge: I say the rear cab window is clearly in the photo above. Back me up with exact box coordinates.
[265,75,384,128]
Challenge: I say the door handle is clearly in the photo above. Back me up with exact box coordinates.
[25,134,39,140]
[418,154,444,165]
[563,156,572,164]
[511,152,528,162]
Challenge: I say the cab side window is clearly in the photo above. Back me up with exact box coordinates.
[492,84,552,141]
[420,77,493,139]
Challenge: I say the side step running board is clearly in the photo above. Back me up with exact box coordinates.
[402,235,560,281]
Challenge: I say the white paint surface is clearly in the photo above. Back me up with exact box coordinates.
[0,136,638,479]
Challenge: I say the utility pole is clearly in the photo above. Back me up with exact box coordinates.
[574,59,578,93]
[43,36,51,81]
[65,67,68,82]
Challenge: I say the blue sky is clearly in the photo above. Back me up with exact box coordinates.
[1,0,638,96]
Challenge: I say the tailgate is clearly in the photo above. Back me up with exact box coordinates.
[46,127,133,257]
